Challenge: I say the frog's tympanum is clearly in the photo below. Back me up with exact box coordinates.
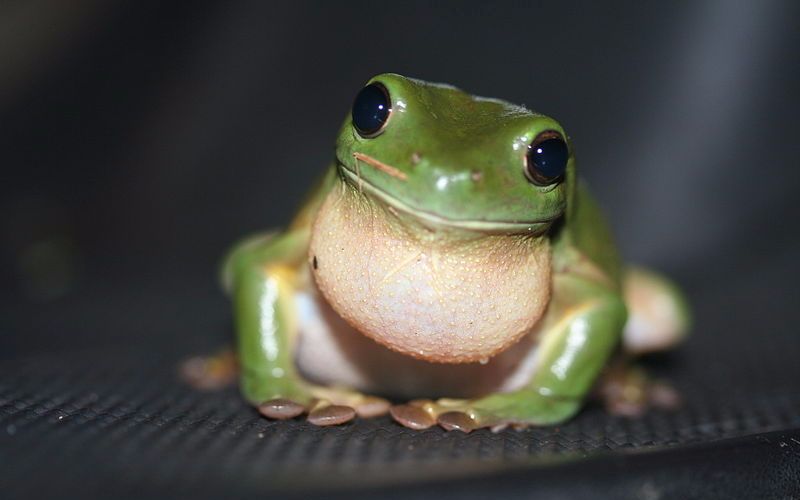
[221,74,690,431]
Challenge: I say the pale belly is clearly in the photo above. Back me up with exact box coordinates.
[294,285,543,399]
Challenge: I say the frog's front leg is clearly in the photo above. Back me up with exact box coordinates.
[225,230,390,425]
[392,272,626,432]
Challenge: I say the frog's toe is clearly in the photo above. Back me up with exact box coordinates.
[436,406,524,432]
[307,404,356,426]
[436,411,477,433]
[488,422,530,432]
[308,386,390,419]
[390,398,536,432]
[354,396,391,418]
[489,423,509,433]
[390,404,436,430]
[257,398,306,420]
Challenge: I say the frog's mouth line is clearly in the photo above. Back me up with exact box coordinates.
[338,157,561,234]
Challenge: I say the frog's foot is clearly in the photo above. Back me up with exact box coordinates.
[596,365,682,418]
[307,386,391,423]
[179,348,238,390]
[390,391,582,433]
[256,385,391,426]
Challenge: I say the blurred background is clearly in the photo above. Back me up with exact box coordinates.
[0,0,798,371]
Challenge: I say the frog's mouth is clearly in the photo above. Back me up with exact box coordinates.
[337,158,562,234]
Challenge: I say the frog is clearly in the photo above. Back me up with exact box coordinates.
[219,73,690,432]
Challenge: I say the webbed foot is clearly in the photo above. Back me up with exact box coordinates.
[597,365,682,417]
[391,391,582,433]
[254,385,390,426]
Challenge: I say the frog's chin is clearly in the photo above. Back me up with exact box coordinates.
[337,162,559,235]
[309,185,553,364]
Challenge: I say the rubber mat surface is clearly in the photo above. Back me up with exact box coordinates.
[2,248,799,498]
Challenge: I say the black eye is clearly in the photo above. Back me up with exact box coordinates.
[352,83,392,137]
[525,132,569,185]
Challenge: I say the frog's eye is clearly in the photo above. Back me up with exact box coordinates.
[524,131,569,185]
[352,83,392,138]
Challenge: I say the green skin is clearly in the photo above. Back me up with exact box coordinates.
[222,74,686,428]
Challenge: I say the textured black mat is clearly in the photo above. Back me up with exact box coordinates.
[2,343,799,500]
[2,250,799,498]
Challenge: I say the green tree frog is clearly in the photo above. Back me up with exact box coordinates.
[220,74,690,432]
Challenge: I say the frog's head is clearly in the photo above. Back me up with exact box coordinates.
[335,73,572,234]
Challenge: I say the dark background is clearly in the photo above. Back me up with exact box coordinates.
[1,1,799,498]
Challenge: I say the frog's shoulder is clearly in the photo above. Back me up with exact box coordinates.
[552,180,623,286]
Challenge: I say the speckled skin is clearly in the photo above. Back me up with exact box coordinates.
[221,74,691,430]
[310,181,551,363]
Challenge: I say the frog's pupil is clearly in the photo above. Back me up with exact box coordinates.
[352,83,391,137]
[527,137,568,183]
